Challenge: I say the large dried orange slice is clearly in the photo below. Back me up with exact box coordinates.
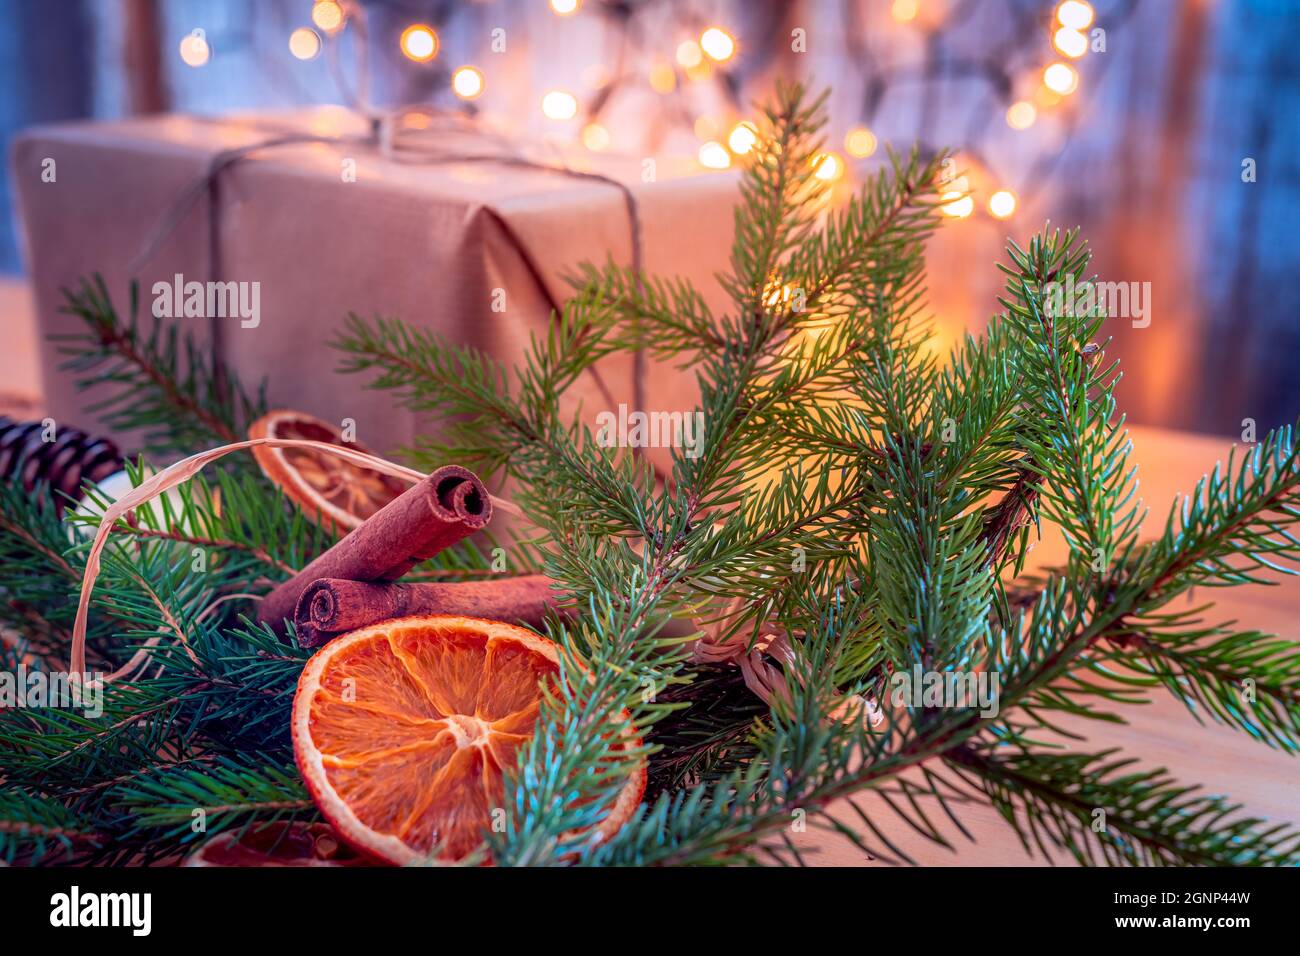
[183,821,371,867]
[292,615,644,864]
[249,409,406,533]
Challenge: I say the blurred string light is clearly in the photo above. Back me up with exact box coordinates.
[813,152,844,181]
[550,0,580,15]
[649,61,676,93]
[1006,100,1037,130]
[727,121,758,155]
[700,27,735,62]
[698,141,731,169]
[179,29,210,67]
[1056,1,1095,31]
[542,89,578,121]
[311,0,344,34]
[289,27,322,61]
[891,0,919,23]
[1043,61,1079,95]
[844,126,877,158]
[582,122,611,151]
[676,40,703,69]
[940,190,973,218]
[988,189,1017,219]
[1053,26,1087,59]
[452,66,484,99]
[400,23,439,62]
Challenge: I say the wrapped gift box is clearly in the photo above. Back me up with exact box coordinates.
[11,108,738,460]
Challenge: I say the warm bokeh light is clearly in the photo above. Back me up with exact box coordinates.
[891,0,919,23]
[700,27,736,62]
[940,191,973,218]
[310,1,344,33]
[1043,61,1079,95]
[400,24,439,62]
[452,66,484,99]
[550,0,580,15]
[813,152,844,181]
[179,31,210,68]
[1056,0,1095,30]
[649,61,676,94]
[988,189,1017,219]
[844,126,878,158]
[1006,100,1037,129]
[727,121,758,155]
[1053,26,1088,59]
[698,141,732,169]
[541,89,578,121]
[581,122,611,151]
[676,40,703,69]
[289,27,322,61]
[694,116,719,140]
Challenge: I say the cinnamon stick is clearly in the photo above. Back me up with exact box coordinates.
[258,465,492,630]
[294,575,567,648]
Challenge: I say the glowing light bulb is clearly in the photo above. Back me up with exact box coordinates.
[694,116,719,140]
[676,40,703,68]
[550,0,580,15]
[649,61,676,94]
[891,0,919,22]
[844,126,877,158]
[452,66,484,99]
[582,122,610,151]
[727,121,758,155]
[1056,0,1094,30]
[813,153,843,181]
[541,89,578,121]
[700,27,735,62]
[179,30,210,68]
[289,27,321,60]
[400,24,439,62]
[698,141,731,169]
[1053,26,1087,59]
[311,1,344,33]
[988,190,1017,219]
[940,191,973,218]
[1043,61,1079,95]
[1006,100,1037,130]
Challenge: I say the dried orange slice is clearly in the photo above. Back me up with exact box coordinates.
[182,822,371,867]
[248,409,407,533]
[292,615,645,864]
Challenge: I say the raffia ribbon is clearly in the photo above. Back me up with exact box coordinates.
[690,596,880,723]
[69,438,520,685]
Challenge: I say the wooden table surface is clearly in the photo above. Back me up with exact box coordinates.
[799,425,1300,865]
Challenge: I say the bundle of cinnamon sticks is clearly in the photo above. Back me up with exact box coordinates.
[257,464,566,648]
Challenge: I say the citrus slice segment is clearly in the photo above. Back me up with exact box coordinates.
[182,822,371,867]
[248,409,407,533]
[292,615,644,864]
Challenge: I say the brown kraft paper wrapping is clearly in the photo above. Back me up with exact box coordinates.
[257,464,491,630]
[294,574,565,648]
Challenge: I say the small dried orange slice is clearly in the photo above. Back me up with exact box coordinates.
[292,615,644,864]
[182,821,371,867]
[248,409,407,533]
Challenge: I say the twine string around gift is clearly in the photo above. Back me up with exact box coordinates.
[126,109,648,422]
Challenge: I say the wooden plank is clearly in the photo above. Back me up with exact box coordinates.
[800,425,1300,865]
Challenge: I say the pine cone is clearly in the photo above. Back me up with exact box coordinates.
[0,417,123,509]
